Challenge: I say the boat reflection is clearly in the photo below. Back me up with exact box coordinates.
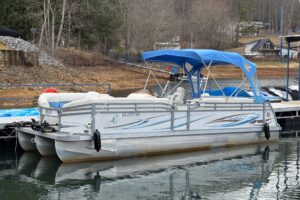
[6,140,300,199]
[35,157,61,184]
[55,143,277,183]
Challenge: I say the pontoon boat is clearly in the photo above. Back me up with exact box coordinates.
[17,49,280,162]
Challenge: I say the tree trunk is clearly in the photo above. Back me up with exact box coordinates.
[49,1,55,56]
[235,22,239,47]
[287,0,295,34]
[56,0,67,49]
[67,2,71,49]
[38,0,49,47]
[77,30,81,49]
[46,0,51,46]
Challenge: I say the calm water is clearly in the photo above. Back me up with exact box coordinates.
[1,135,300,200]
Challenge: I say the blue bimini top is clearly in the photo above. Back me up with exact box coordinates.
[142,49,263,103]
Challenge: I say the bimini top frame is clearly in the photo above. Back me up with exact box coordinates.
[142,49,264,103]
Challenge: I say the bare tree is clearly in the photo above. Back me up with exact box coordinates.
[56,0,67,49]
[120,0,176,52]
[38,0,50,47]
[49,0,55,55]
[188,0,235,49]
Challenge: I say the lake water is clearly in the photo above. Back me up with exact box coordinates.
[1,134,300,200]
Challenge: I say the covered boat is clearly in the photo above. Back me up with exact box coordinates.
[17,49,280,162]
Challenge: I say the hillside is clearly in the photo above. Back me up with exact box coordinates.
[0,41,297,108]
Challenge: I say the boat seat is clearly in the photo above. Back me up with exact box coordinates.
[198,96,255,103]
[38,92,102,109]
[38,92,102,124]
[127,93,155,99]
[63,96,170,108]
[170,87,185,105]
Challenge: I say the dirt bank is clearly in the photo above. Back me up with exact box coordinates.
[0,57,296,108]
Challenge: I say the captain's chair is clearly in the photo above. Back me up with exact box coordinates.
[170,87,185,105]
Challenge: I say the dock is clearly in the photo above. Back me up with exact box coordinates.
[272,101,300,130]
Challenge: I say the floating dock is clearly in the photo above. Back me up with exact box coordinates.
[272,101,300,130]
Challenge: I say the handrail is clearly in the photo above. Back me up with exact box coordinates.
[62,102,172,110]
[40,101,271,133]
[51,101,271,118]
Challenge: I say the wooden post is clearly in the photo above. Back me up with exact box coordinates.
[21,52,25,66]
[16,51,18,66]
[8,51,11,66]
[36,52,39,66]
[3,50,6,67]
[13,51,15,66]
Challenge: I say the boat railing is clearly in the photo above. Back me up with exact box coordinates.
[188,102,272,112]
[39,106,61,122]
[62,102,172,111]
[38,101,272,133]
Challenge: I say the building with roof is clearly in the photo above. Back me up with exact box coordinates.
[0,36,39,67]
[244,38,299,59]
[0,26,20,38]
[244,39,278,58]
[239,21,271,36]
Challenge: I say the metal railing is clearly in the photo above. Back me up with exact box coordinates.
[39,101,271,133]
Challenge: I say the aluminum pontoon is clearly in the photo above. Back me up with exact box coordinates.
[17,49,281,162]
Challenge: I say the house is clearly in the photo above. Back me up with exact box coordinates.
[244,38,299,59]
[281,48,299,59]
[244,39,279,58]
[0,36,39,66]
[239,21,270,36]
[0,26,20,38]
[154,42,181,50]
[154,36,181,50]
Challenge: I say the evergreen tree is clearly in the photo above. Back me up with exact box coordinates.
[0,0,37,39]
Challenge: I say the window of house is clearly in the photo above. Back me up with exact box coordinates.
[266,42,270,49]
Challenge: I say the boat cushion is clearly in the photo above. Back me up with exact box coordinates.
[48,101,69,109]
[63,97,170,108]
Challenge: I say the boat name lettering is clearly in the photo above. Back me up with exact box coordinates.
[122,113,140,117]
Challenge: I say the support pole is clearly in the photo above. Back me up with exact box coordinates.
[298,50,300,100]
[143,62,153,90]
[286,42,290,101]
[280,0,284,62]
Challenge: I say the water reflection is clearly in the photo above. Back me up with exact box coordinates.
[1,138,300,199]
